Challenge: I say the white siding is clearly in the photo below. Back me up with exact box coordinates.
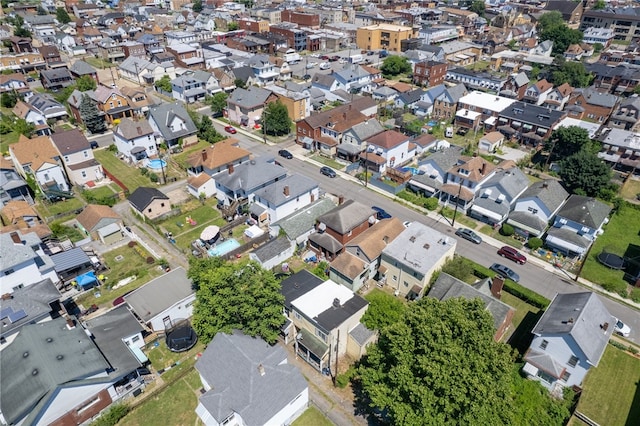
[528,335,590,389]
[512,198,552,223]
[148,293,196,331]
[264,388,308,426]
[35,382,112,426]
[35,164,68,192]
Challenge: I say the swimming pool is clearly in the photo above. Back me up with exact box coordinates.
[146,159,167,171]
[399,167,423,176]
[208,238,241,257]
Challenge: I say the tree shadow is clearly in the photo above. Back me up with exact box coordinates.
[507,310,544,357]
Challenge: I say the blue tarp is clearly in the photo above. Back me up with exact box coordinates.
[76,271,97,288]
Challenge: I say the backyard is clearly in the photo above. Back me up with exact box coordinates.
[35,197,85,219]
[620,177,640,201]
[291,406,333,426]
[0,130,20,154]
[94,149,155,193]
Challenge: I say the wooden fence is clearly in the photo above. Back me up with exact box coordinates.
[102,166,129,194]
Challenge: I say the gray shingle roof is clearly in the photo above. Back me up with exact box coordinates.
[516,179,568,213]
[532,292,614,366]
[507,210,548,234]
[397,89,425,105]
[349,322,376,346]
[128,186,169,212]
[250,237,293,263]
[148,102,197,141]
[546,226,591,249]
[417,145,464,171]
[124,267,193,323]
[312,73,337,89]
[478,167,529,202]
[253,174,318,207]
[499,101,566,126]
[195,330,307,425]
[0,230,38,270]
[574,87,618,108]
[114,117,154,140]
[0,278,60,340]
[49,129,91,155]
[214,156,287,193]
[556,195,611,229]
[345,119,385,143]
[70,60,97,76]
[316,199,374,235]
[231,66,255,83]
[227,86,272,109]
[272,198,336,241]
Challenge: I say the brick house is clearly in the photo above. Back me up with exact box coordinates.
[413,60,448,87]
[566,87,618,123]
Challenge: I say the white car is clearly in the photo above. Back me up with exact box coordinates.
[615,318,631,337]
[310,53,320,58]
[306,62,316,69]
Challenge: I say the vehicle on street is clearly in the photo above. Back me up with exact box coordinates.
[278,149,293,159]
[367,50,376,56]
[319,62,330,70]
[330,55,340,62]
[310,53,320,58]
[490,263,520,282]
[320,55,330,60]
[615,318,632,337]
[306,62,316,69]
[224,125,237,134]
[320,166,336,178]
[497,246,527,264]
[302,74,311,80]
[339,58,347,64]
[372,206,392,219]
[379,50,388,58]
[455,228,482,244]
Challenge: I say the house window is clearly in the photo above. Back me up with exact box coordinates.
[568,355,579,367]
[561,371,571,381]
[315,328,327,342]
[403,281,409,287]
[161,203,165,207]
[294,311,301,320]
[64,156,69,162]
[539,339,548,350]
[148,208,152,213]
[4,269,15,275]
[81,171,86,178]
[12,284,24,291]
[131,335,141,343]
[84,150,89,157]
[392,275,397,282]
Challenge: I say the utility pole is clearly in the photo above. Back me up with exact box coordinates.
[451,178,463,228]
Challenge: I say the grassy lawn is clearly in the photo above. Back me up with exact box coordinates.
[620,178,640,201]
[171,140,210,170]
[155,202,227,250]
[0,130,20,154]
[581,205,639,293]
[439,207,478,229]
[94,149,154,192]
[83,56,114,69]
[465,61,492,72]
[84,185,117,199]
[120,369,202,426]
[479,224,526,249]
[35,197,85,219]
[574,346,640,426]
[292,406,333,426]
[310,155,344,170]
[501,292,541,353]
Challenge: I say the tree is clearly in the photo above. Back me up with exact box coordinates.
[228,22,239,31]
[537,11,583,55]
[192,0,203,12]
[559,150,612,197]
[188,257,286,344]
[206,91,228,116]
[545,126,600,163]
[12,118,34,137]
[361,291,407,330]
[79,94,107,134]
[593,0,606,10]
[155,75,172,93]
[234,78,247,89]
[263,100,292,136]
[440,255,474,281]
[0,91,17,108]
[593,42,604,53]
[37,5,48,15]
[53,85,77,104]
[198,115,223,143]
[12,16,31,38]
[380,55,412,77]
[470,0,485,17]
[551,60,593,88]
[357,298,515,425]
[76,75,97,91]
[56,7,71,24]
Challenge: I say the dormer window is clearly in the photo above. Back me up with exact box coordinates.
[458,168,469,176]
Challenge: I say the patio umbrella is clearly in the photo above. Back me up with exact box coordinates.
[200,225,220,242]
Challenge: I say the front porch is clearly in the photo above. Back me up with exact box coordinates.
[295,328,329,373]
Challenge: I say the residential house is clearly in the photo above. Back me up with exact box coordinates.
[439,155,497,212]
[429,273,515,341]
[124,267,195,332]
[97,37,125,63]
[361,130,412,173]
[69,60,99,84]
[113,118,157,163]
[545,195,611,257]
[542,83,573,111]
[67,89,94,125]
[506,179,569,238]
[171,74,207,104]
[249,237,296,270]
[93,85,134,125]
[9,135,71,198]
[1,200,50,239]
[0,158,32,205]
[564,44,586,61]
[499,72,529,100]
[356,23,417,52]
[0,73,31,101]
[607,96,640,131]
[39,68,74,90]
[28,93,67,120]
[468,166,529,226]
[166,43,204,70]
[269,198,336,249]
[246,54,279,86]
[478,131,505,153]
[281,272,373,372]
[411,133,445,155]
[431,83,467,121]
[394,89,425,110]
[121,41,146,59]
[496,101,567,146]
[121,86,154,117]
[413,60,448,87]
[566,87,618,123]
[523,79,554,106]
[118,56,177,85]
[338,119,385,162]
[408,146,464,198]
[6,36,33,53]
[266,84,311,122]
[544,0,584,28]
[226,86,278,128]
[587,62,640,95]
[75,204,123,244]
[490,49,554,74]
[212,67,237,92]
[12,101,51,136]
[553,117,602,139]
[330,218,406,292]
[38,45,65,69]
[0,52,46,74]
[0,230,57,294]
[522,292,614,392]
[50,129,103,186]
[379,222,456,299]
[456,91,516,132]
[582,27,614,47]
[195,330,308,426]
[186,138,251,180]
[190,70,222,95]
[309,199,376,260]
[148,102,198,147]
[128,186,171,221]
[371,86,398,103]
[333,64,374,94]
[445,66,507,92]
[252,174,320,223]
[311,73,339,93]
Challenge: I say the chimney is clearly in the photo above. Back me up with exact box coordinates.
[1,293,13,300]
[137,126,142,135]
[9,232,21,244]
[227,163,234,174]
[283,185,290,196]
[332,298,340,308]
[201,149,207,162]
[338,195,345,205]
[257,363,265,376]
[491,275,505,299]
[66,318,76,329]
[481,162,487,175]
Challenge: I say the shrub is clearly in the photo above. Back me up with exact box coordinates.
[146,256,155,264]
[609,340,627,350]
[335,366,356,388]
[630,287,640,303]
[473,266,550,309]
[424,197,439,210]
[441,256,474,281]
[599,280,628,297]
[527,237,543,250]
[629,346,639,355]
[140,167,148,176]
[108,144,118,152]
[91,404,129,426]
[149,173,159,183]
[500,224,514,236]
[128,241,137,248]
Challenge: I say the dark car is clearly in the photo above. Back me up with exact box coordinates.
[455,228,482,244]
[490,263,520,282]
[224,125,237,134]
[320,55,330,60]
[371,206,392,219]
[320,166,336,178]
[90,141,99,149]
[278,149,293,159]
[302,74,311,80]
[497,246,527,264]
[330,55,340,62]
[367,50,376,56]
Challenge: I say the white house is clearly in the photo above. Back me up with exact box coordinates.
[252,174,320,223]
[362,130,412,173]
[468,166,529,225]
[507,179,569,238]
[195,330,308,426]
[50,129,103,186]
[523,292,614,392]
[112,118,158,163]
[0,231,57,294]
[249,237,295,270]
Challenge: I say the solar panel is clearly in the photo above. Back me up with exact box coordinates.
[8,309,27,323]
[0,307,14,320]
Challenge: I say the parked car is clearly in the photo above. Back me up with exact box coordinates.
[330,55,340,62]
[278,149,293,159]
[310,53,320,58]
[306,62,316,69]
[320,166,336,178]
[319,62,330,70]
[320,55,330,60]
[372,206,392,219]
[497,246,527,264]
[615,318,631,337]
[455,228,482,244]
[302,74,311,80]
[367,50,376,56]
[490,263,520,283]
[224,125,237,134]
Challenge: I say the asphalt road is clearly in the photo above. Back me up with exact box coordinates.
[212,126,640,342]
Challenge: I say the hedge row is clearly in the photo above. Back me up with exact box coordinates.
[473,265,550,309]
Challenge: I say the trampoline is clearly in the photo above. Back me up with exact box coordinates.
[164,319,198,352]
[597,251,625,270]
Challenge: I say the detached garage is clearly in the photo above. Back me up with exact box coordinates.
[76,204,123,244]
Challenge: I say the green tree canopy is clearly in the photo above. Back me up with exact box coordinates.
[470,0,485,17]
[79,94,107,134]
[361,291,406,330]
[234,78,247,89]
[228,22,239,31]
[550,60,593,88]
[380,55,412,77]
[546,125,600,162]
[559,150,612,197]
[357,297,515,425]
[593,0,606,10]
[154,75,172,92]
[198,115,223,144]
[0,91,17,108]
[76,75,97,91]
[188,257,285,344]
[206,91,228,115]
[12,16,32,38]
[192,0,203,12]
[12,118,34,138]
[263,100,292,136]
[538,11,583,55]
[56,7,71,24]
